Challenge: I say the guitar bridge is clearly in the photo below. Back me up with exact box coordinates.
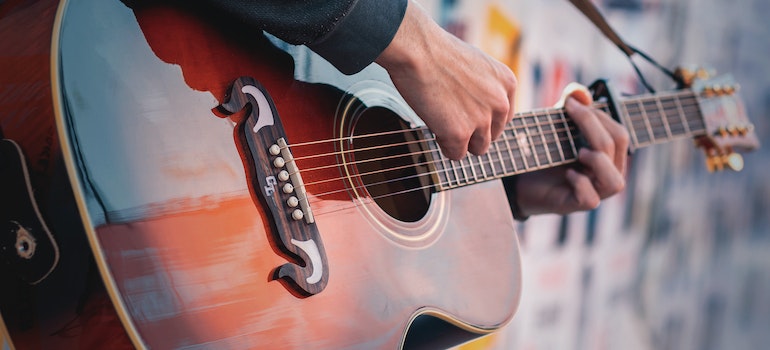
[267,138,315,224]
[218,77,329,296]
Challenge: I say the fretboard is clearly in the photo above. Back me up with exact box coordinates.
[432,89,708,191]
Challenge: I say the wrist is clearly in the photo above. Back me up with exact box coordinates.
[375,0,434,73]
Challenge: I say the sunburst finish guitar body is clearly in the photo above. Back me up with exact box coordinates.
[5,0,521,348]
[0,0,758,349]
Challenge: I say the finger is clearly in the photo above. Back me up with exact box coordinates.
[468,127,492,156]
[491,72,516,143]
[437,134,468,160]
[565,96,616,160]
[577,148,626,198]
[595,111,630,174]
[565,168,601,211]
[490,108,510,143]
[555,82,591,108]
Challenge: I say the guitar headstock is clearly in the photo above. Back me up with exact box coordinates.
[678,68,760,172]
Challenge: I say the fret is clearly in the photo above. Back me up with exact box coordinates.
[474,155,485,181]
[628,100,653,146]
[620,100,642,148]
[465,157,475,183]
[541,110,564,164]
[547,110,567,163]
[654,97,674,139]
[460,158,474,184]
[660,95,687,136]
[484,153,495,178]
[641,98,668,141]
[492,141,506,175]
[474,155,487,180]
[672,94,692,135]
[680,93,707,132]
[637,100,657,145]
[534,112,554,166]
[511,118,533,171]
[500,129,520,174]
[485,150,498,178]
[451,159,463,187]
[463,158,474,184]
[427,138,452,190]
[560,110,579,160]
[522,114,544,168]
[442,156,456,189]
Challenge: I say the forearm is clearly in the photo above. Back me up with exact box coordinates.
[376,0,517,160]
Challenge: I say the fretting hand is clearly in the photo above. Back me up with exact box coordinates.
[512,86,630,217]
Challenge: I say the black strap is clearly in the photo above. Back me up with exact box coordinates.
[567,0,683,91]
[568,0,634,57]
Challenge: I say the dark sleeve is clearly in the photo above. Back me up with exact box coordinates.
[199,0,408,75]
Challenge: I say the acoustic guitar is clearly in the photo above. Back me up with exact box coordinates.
[0,0,758,349]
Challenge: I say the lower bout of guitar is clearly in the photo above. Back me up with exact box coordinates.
[93,180,521,349]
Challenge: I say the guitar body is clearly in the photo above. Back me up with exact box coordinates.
[1,0,122,349]
[2,0,522,348]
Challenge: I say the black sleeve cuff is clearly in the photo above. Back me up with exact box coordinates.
[307,0,407,75]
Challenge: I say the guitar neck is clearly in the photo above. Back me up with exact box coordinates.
[431,89,708,191]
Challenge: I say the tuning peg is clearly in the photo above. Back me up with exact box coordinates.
[738,123,754,136]
[715,127,729,138]
[703,84,734,97]
[675,67,697,87]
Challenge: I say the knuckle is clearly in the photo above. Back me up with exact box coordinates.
[618,129,631,148]
[611,176,626,193]
[593,136,614,154]
[575,193,600,211]
[442,146,466,160]
[469,136,491,155]
[599,176,625,198]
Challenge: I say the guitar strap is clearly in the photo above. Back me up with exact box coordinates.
[567,0,635,57]
[502,1,638,222]
[566,0,684,90]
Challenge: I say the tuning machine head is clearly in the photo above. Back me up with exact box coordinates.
[704,149,744,172]
[687,72,759,173]
[675,66,717,88]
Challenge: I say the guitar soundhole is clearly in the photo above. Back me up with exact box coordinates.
[351,106,433,223]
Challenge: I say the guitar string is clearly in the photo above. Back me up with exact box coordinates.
[297,122,582,187]
[269,98,706,211]
[297,126,576,204]
[304,113,685,217]
[286,97,703,158]
[304,118,704,216]
[308,156,581,219]
[288,98,703,178]
[288,99,704,196]
[299,112,697,204]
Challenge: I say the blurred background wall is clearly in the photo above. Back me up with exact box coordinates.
[415,0,770,349]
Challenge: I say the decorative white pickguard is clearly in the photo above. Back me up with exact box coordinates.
[241,85,275,133]
[290,238,323,284]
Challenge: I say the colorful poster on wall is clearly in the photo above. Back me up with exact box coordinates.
[480,4,522,75]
